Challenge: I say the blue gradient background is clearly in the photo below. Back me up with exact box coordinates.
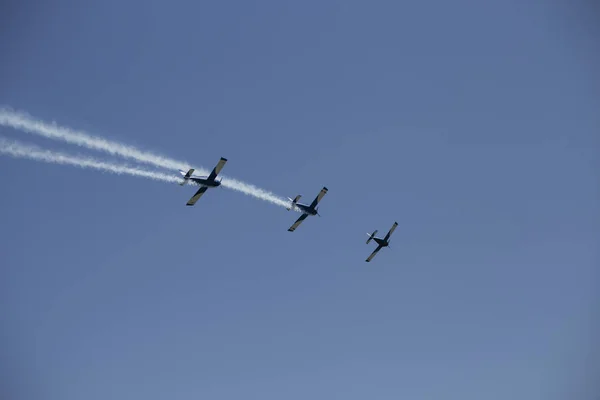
[1,1,598,399]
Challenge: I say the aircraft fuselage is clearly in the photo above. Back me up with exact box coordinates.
[373,237,389,247]
[295,203,318,216]
[189,177,221,187]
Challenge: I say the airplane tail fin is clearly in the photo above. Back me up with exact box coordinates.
[286,195,301,211]
[366,230,378,244]
[179,168,195,185]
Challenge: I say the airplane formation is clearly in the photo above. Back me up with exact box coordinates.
[179,157,398,263]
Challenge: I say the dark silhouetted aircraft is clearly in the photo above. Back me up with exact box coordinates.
[179,157,227,206]
[365,221,398,262]
[286,187,328,232]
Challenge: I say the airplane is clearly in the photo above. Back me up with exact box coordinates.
[365,221,398,262]
[178,157,228,206]
[286,186,328,232]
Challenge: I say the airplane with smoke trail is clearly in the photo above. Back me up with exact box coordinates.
[0,107,291,209]
[286,187,328,232]
[179,157,228,206]
[365,221,398,262]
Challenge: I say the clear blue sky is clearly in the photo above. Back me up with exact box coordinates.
[1,1,598,399]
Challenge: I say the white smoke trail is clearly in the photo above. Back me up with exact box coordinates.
[0,137,183,185]
[0,107,198,172]
[221,178,292,208]
[0,107,292,209]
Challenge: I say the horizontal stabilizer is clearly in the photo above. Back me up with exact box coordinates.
[179,168,195,185]
[366,230,378,244]
[287,195,301,211]
[179,168,195,177]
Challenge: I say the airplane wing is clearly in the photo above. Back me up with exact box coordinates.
[186,186,208,206]
[383,221,398,242]
[207,157,228,181]
[309,187,328,209]
[288,213,308,232]
[366,245,383,262]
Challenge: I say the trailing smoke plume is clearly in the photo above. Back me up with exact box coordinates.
[0,137,184,184]
[0,107,197,172]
